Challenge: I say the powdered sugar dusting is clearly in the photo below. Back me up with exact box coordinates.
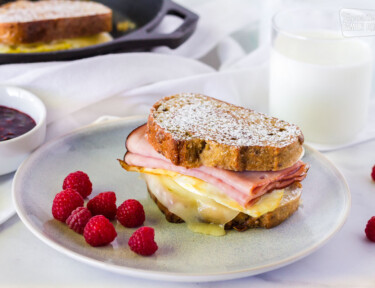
[0,1,111,23]
[153,93,303,147]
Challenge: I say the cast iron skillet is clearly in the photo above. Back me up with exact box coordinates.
[0,0,198,64]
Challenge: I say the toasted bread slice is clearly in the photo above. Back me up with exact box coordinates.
[145,177,302,231]
[0,0,112,45]
[147,93,304,171]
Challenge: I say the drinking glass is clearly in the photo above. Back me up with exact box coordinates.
[269,8,373,145]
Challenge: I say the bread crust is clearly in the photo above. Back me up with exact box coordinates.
[147,182,302,231]
[147,94,304,171]
[0,1,112,44]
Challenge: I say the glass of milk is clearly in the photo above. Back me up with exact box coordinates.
[269,8,373,145]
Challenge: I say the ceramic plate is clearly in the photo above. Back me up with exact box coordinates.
[0,172,15,225]
[12,116,350,282]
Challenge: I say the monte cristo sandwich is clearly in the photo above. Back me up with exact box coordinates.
[0,0,112,53]
[119,93,309,236]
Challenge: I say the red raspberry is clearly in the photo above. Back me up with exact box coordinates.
[117,199,145,228]
[87,191,117,220]
[365,216,375,242]
[128,227,158,256]
[63,171,92,198]
[83,215,117,247]
[371,165,375,181]
[66,207,92,234]
[52,189,84,222]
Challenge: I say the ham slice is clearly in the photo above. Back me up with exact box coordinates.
[124,125,308,207]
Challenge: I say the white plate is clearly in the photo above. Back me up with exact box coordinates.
[0,172,16,225]
[12,116,350,282]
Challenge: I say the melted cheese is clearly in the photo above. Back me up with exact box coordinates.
[144,173,231,236]
[117,20,136,32]
[173,174,283,218]
[0,32,112,53]
[187,223,226,236]
[127,165,284,217]
[142,167,284,236]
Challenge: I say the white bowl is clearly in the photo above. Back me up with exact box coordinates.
[0,86,46,175]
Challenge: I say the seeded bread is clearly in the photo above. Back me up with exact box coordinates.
[146,180,302,231]
[0,1,112,45]
[147,93,304,171]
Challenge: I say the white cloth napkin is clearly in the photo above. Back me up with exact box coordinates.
[0,0,268,141]
[0,0,374,151]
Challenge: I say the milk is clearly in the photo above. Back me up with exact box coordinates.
[269,31,373,144]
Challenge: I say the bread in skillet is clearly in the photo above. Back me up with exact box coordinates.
[147,93,304,172]
[0,0,112,45]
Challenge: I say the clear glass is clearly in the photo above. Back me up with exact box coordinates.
[269,8,373,145]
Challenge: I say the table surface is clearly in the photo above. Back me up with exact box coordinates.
[1,138,375,288]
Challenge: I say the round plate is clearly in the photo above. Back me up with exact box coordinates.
[12,116,350,282]
[0,172,16,225]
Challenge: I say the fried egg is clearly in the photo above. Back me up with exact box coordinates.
[0,32,112,53]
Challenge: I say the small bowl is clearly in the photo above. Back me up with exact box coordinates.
[0,86,46,175]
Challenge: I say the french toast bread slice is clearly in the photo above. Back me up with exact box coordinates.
[0,0,112,45]
[146,179,302,231]
[147,93,304,171]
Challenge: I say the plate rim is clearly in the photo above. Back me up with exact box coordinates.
[12,115,351,282]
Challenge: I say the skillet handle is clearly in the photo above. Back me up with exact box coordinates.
[122,0,199,49]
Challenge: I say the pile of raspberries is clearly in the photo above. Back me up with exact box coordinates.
[52,171,158,256]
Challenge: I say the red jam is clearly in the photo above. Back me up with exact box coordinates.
[0,105,36,141]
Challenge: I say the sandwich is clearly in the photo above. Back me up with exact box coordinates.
[0,0,112,53]
[119,94,309,236]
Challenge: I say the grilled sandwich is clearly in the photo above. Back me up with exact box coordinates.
[119,93,309,236]
[0,0,112,53]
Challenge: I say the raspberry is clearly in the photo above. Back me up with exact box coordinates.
[63,171,92,198]
[365,216,375,242]
[87,191,117,220]
[371,166,375,181]
[117,199,145,228]
[128,227,158,256]
[83,215,117,247]
[66,207,92,234]
[52,189,84,222]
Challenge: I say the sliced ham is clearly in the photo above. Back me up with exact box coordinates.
[124,125,308,207]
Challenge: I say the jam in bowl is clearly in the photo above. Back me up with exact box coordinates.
[0,106,37,142]
[0,86,46,175]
